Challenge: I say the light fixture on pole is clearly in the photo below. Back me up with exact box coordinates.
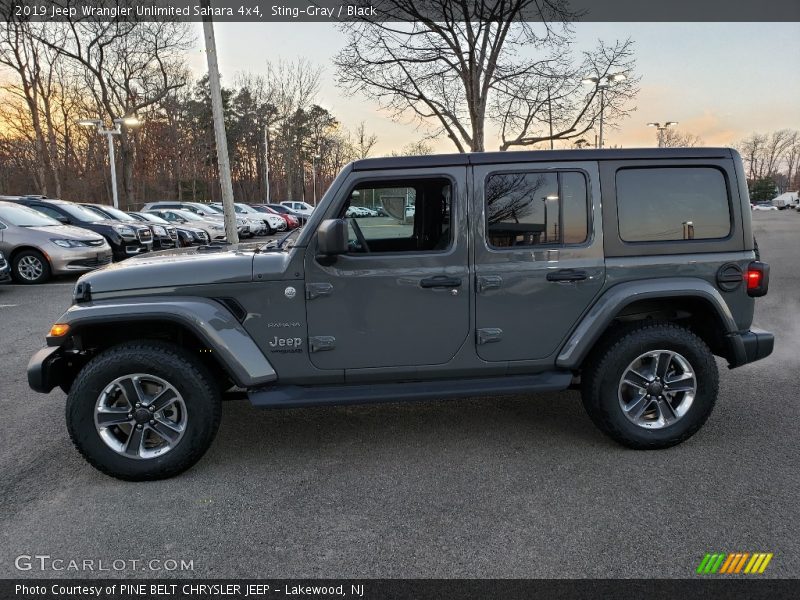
[541,194,559,243]
[263,125,277,203]
[581,73,626,149]
[77,116,141,209]
[647,121,679,147]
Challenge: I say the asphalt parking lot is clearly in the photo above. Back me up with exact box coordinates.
[1,211,798,579]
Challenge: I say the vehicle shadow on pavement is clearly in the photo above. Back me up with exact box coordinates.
[206,390,607,470]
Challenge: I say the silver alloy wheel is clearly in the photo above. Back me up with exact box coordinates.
[17,255,44,281]
[94,373,187,460]
[617,350,697,429]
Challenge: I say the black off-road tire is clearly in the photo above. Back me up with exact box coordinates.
[66,341,222,480]
[581,321,719,449]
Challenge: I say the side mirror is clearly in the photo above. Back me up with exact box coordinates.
[317,219,349,256]
[55,214,69,224]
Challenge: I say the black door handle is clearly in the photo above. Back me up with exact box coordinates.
[420,275,463,288]
[546,269,588,282]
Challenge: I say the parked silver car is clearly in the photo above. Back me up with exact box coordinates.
[0,201,112,284]
[0,250,10,283]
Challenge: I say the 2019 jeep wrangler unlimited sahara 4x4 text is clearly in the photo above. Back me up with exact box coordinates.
[27,148,773,480]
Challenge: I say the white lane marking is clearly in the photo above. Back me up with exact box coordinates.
[0,304,18,308]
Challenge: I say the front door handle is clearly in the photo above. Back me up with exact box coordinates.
[546,269,588,282]
[420,275,462,289]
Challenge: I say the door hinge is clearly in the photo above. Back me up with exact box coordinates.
[309,336,336,352]
[306,282,333,300]
[476,275,502,293]
[477,328,503,345]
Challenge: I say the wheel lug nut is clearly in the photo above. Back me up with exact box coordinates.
[135,403,141,408]
[149,405,155,411]
[136,424,143,429]
[149,420,155,425]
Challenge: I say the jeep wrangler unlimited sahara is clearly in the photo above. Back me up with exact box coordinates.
[28,148,773,480]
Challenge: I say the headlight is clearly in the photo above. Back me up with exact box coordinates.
[111,225,136,238]
[153,226,167,235]
[51,239,87,248]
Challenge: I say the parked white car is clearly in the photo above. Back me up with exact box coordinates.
[280,201,315,217]
[752,202,778,211]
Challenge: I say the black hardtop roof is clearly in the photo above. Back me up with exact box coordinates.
[352,147,735,171]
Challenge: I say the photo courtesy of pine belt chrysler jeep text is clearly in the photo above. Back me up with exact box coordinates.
[27,148,774,480]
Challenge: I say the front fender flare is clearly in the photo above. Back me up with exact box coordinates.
[50,296,276,388]
[556,278,740,369]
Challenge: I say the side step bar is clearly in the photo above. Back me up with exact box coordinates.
[248,371,573,409]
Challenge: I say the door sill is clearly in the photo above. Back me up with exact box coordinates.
[248,371,573,409]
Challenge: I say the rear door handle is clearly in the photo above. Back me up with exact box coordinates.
[546,269,588,282]
[420,275,462,288]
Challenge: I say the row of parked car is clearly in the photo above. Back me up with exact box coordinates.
[0,196,315,284]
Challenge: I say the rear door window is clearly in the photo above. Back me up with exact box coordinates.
[616,167,730,242]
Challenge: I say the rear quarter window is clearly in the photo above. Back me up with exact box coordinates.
[616,167,731,242]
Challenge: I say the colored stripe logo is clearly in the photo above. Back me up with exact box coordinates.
[696,552,773,574]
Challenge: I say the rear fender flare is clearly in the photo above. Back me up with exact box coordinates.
[557,278,740,369]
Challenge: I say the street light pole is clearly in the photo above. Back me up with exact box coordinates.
[312,154,321,205]
[77,116,140,209]
[582,73,627,148]
[106,132,118,208]
[647,121,679,147]
[264,125,271,203]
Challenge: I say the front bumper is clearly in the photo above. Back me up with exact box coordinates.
[51,248,113,273]
[728,328,775,368]
[28,346,66,393]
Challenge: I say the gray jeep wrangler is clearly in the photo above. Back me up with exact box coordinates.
[28,148,773,480]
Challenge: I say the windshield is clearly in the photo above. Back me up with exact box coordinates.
[205,205,224,214]
[91,204,136,222]
[59,203,109,222]
[235,204,257,213]
[169,209,206,221]
[268,205,289,214]
[136,213,170,225]
[0,204,61,227]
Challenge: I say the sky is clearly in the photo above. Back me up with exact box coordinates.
[187,22,800,154]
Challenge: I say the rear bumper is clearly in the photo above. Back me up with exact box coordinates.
[728,328,774,368]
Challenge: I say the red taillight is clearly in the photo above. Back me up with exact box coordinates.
[746,261,769,297]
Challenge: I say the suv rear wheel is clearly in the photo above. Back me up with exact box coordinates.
[581,322,718,449]
[66,341,222,480]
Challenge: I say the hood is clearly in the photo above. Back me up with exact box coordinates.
[85,219,148,231]
[78,241,269,295]
[27,224,106,241]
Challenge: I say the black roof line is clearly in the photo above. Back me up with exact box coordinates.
[351,147,734,171]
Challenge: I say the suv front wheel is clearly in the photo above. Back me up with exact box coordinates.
[66,341,222,480]
[581,322,719,449]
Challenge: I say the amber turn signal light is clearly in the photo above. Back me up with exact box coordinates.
[48,323,70,337]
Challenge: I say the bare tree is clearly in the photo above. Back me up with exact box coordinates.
[265,58,322,199]
[391,139,434,156]
[32,15,193,207]
[335,0,638,152]
[785,132,800,191]
[353,121,378,159]
[0,20,65,195]
[659,129,704,148]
